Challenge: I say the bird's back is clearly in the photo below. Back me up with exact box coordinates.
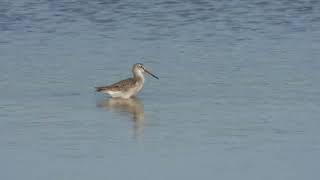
[95,78,137,92]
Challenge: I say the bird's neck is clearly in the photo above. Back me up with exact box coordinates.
[133,70,145,83]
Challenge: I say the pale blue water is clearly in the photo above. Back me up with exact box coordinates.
[1,0,320,179]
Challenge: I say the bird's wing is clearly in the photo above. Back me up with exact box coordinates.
[95,78,136,92]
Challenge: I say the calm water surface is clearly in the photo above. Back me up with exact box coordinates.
[1,0,320,179]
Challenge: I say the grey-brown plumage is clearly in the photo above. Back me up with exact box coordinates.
[95,63,158,99]
[95,78,137,92]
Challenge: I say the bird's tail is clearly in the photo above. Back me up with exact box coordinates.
[95,86,108,92]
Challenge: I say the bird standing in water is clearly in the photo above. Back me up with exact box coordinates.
[95,63,159,99]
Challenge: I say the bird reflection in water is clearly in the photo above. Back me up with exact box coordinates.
[97,97,144,140]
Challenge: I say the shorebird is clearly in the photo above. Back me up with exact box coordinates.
[95,63,159,99]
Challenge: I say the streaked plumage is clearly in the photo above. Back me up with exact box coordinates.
[95,63,158,99]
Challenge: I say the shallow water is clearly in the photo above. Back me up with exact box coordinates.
[1,0,320,179]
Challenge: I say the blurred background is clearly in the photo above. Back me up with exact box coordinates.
[0,0,320,179]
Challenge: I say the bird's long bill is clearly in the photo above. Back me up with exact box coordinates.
[144,68,159,79]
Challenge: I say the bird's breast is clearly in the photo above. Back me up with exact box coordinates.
[134,81,144,93]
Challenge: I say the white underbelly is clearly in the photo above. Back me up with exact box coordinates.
[107,83,143,99]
